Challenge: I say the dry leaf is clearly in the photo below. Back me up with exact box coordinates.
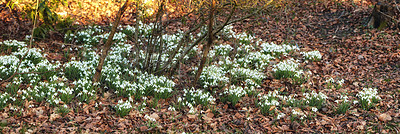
[202,115,212,123]
[378,113,392,122]
[187,114,197,121]
[150,113,160,120]
[50,113,61,122]
[140,126,148,132]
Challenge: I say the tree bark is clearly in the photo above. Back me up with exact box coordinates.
[92,0,131,91]
[368,2,397,30]
[193,0,215,88]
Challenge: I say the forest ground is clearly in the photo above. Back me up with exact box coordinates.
[0,0,399,133]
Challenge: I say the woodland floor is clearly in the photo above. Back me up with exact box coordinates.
[0,0,399,133]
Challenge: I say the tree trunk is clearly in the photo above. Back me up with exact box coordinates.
[92,0,131,91]
[193,0,215,88]
[368,2,396,30]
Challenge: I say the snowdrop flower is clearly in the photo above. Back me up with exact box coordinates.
[144,114,156,122]
[301,50,322,61]
[277,113,285,119]
[337,79,345,86]
[168,106,176,111]
[198,65,229,89]
[326,77,335,83]
[311,107,318,112]
[356,88,380,104]
[261,42,299,56]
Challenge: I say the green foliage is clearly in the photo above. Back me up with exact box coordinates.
[303,91,327,110]
[336,101,351,114]
[57,104,71,117]
[6,81,20,96]
[0,93,12,111]
[115,99,133,117]
[257,90,281,116]
[9,0,74,40]
[356,88,381,110]
[222,85,246,106]
[59,86,74,104]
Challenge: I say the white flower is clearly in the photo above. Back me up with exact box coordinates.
[277,113,285,119]
[301,50,322,61]
[311,107,318,112]
[144,114,156,122]
[168,106,176,111]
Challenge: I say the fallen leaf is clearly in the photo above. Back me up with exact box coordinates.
[50,113,61,122]
[187,114,196,121]
[235,112,243,119]
[35,107,44,116]
[202,115,212,123]
[150,113,160,120]
[378,113,392,122]
[140,126,148,132]
[206,112,214,118]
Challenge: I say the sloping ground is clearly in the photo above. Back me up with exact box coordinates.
[0,0,399,133]
[235,0,399,132]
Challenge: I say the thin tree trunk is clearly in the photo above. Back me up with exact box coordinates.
[193,0,215,87]
[92,0,131,91]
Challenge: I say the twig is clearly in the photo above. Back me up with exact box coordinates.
[377,10,400,23]
[394,0,400,13]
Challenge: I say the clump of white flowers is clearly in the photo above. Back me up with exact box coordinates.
[258,90,282,115]
[63,60,90,81]
[236,44,255,58]
[0,55,20,80]
[236,51,274,71]
[198,65,229,89]
[230,67,265,85]
[335,94,351,114]
[13,47,43,65]
[144,114,156,122]
[176,96,197,114]
[144,113,158,128]
[303,91,328,109]
[283,94,303,107]
[356,88,380,110]
[276,113,286,119]
[138,73,175,99]
[213,44,233,57]
[220,25,236,38]
[291,108,307,121]
[74,78,96,102]
[115,99,133,117]
[0,92,12,110]
[272,58,303,80]
[0,40,27,52]
[35,59,61,80]
[232,32,256,45]
[325,77,344,89]
[261,42,299,56]
[5,77,21,95]
[301,50,322,61]
[183,87,215,106]
[222,85,246,105]
[65,25,104,45]
[58,86,74,104]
